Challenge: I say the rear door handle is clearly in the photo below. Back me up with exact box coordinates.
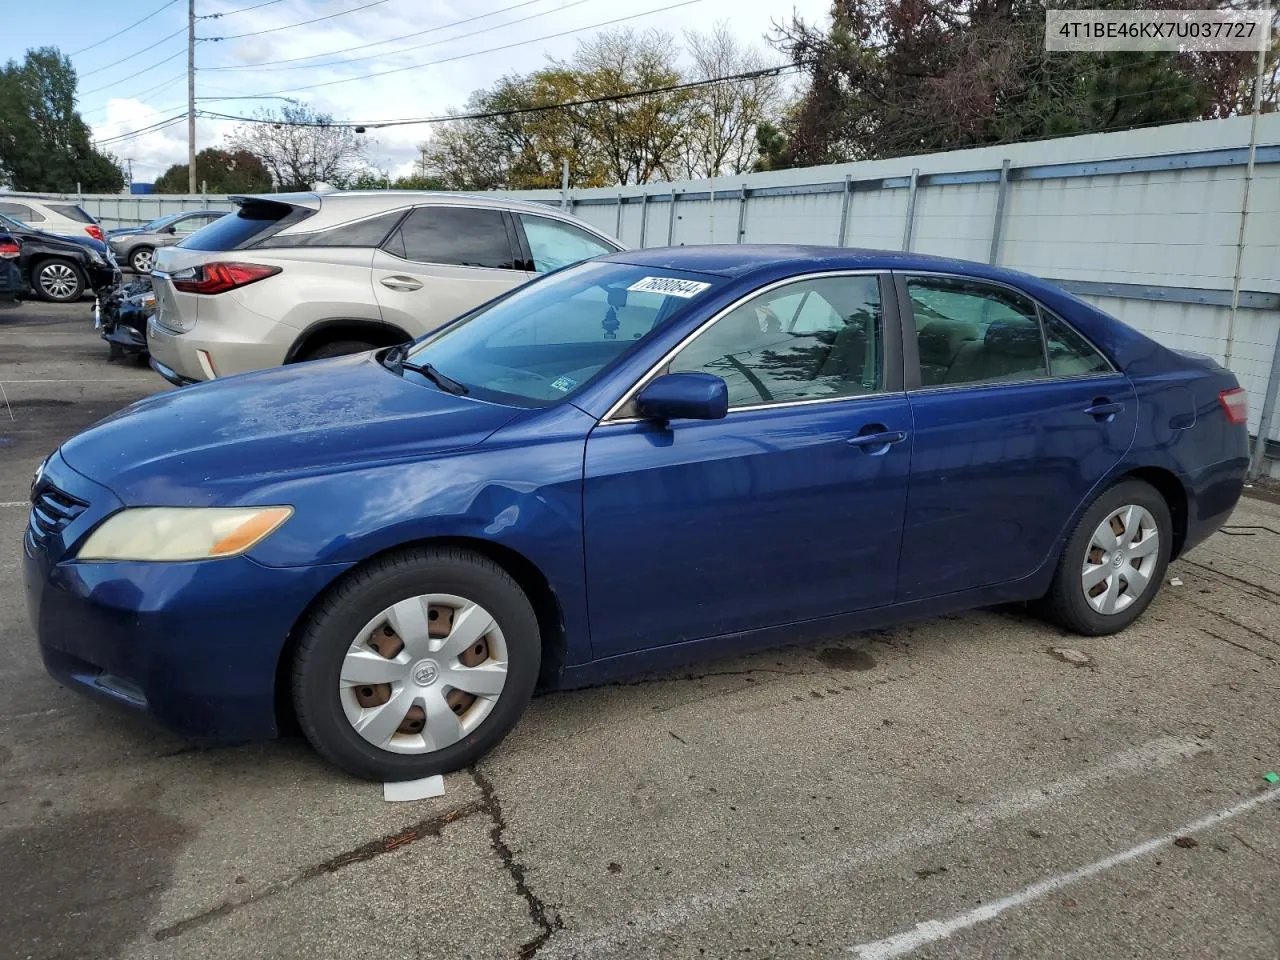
[380,275,423,292]
[846,430,908,449]
[1084,401,1124,420]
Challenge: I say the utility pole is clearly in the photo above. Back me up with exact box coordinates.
[187,0,197,195]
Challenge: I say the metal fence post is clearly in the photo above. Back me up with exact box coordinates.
[667,190,678,246]
[1248,322,1280,477]
[638,193,649,248]
[736,185,748,243]
[837,174,852,246]
[901,168,919,252]
[615,192,624,237]
[988,158,1012,264]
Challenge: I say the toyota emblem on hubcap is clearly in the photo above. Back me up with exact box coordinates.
[412,660,440,685]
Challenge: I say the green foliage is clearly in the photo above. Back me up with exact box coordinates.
[347,169,447,190]
[153,148,273,194]
[0,47,124,192]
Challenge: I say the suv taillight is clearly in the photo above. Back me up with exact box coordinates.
[85,224,104,241]
[171,262,281,295]
[1219,387,1248,425]
[0,238,19,259]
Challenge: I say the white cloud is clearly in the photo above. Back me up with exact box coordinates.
[82,0,832,184]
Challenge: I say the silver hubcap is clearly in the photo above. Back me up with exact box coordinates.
[340,593,508,755]
[1082,505,1160,615]
[133,249,153,272]
[40,263,77,299]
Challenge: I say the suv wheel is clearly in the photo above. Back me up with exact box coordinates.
[35,259,85,302]
[129,247,155,273]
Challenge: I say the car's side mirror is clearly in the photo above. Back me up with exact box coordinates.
[635,372,728,423]
[165,225,177,234]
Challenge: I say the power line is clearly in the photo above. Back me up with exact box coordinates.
[204,0,582,72]
[70,0,181,57]
[80,47,191,96]
[209,0,395,41]
[205,0,707,99]
[78,25,188,78]
[93,113,189,147]
[198,62,801,129]
[214,0,595,74]
[199,0,285,17]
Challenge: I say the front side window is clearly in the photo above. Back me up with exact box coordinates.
[174,215,205,234]
[385,206,516,269]
[668,274,884,408]
[907,277,1047,386]
[404,260,722,405]
[519,215,615,273]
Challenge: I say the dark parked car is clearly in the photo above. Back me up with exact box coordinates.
[97,275,156,358]
[0,232,21,303]
[0,212,118,302]
[24,246,1249,781]
[106,210,228,273]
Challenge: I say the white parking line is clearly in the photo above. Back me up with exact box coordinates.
[0,378,154,383]
[849,786,1280,960]
[541,737,1209,958]
[0,381,11,420]
[1,502,29,508]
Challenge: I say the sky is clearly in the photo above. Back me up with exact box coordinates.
[3,0,834,184]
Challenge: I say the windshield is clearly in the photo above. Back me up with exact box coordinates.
[142,213,183,232]
[403,260,723,405]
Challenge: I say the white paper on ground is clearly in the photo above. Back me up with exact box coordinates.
[384,774,445,802]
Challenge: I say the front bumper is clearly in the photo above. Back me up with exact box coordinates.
[23,453,352,740]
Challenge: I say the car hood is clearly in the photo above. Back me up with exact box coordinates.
[105,228,142,238]
[59,353,524,506]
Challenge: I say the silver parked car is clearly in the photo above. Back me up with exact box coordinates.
[146,191,625,385]
[106,210,230,273]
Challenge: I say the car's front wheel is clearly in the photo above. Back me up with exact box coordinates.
[129,247,155,273]
[1040,479,1172,635]
[34,258,85,302]
[292,547,541,781]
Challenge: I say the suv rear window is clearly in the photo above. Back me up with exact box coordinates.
[179,200,310,251]
[46,204,96,223]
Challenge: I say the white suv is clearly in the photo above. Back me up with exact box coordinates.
[0,197,105,243]
[146,191,624,385]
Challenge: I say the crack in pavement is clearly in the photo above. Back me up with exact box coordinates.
[151,800,486,942]
[472,765,564,959]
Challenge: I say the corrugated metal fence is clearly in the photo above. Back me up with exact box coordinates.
[5,115,1279,470]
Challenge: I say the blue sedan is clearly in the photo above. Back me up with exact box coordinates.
[23,246,1249,780]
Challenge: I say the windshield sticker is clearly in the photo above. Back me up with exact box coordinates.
[626,276,711,298]
[549,375,578,393]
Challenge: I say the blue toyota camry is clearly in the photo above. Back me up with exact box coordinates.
[24,246,1249,780]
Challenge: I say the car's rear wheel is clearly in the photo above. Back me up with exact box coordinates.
[129,247,155,273]
[292,547,541,781]
[300,339,377,361]
[34,258,85,302]
[1039,479,1171,635]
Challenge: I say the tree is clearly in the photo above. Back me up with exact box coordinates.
[153,148,272,194]
[771,0,1278,164]
[227,104,370,191]
[347,167,447,190]
[753,120,794,171]
[0,47,123,192]
[678,24,783,178]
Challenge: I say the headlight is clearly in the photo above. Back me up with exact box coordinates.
[77,506,292,561]
[87,249,105,265]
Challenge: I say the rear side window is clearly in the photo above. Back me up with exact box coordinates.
[1042,310,1112,376]
[256,209,406,249]
[180,200,307,251]
[518,215,614,273]
[47,204,95,223]
[0,202,42,222]
[385,206,517,269]
[907,277,1047,386]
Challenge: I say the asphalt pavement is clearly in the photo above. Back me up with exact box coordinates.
[1,299,1277,960]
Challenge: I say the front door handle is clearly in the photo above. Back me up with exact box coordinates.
[1084,400,1124,421]
[846,430,908,450]
[381,275,423,292]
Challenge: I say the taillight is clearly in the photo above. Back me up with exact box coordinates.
[1219,387,1248,425]
[171,262,281,295]
[86,225,104,241]
[0,238,19,259]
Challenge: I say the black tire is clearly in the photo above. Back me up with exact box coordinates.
[292,547,541,781]
[129,247,155,274]
[300,339,377,361]
[1038,479,1172,636]
[33,258,85,303]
